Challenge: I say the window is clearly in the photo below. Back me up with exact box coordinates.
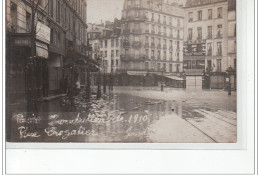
[151,50,155,57]
[105,51,107,57]
[188,12,193,22]
[208,26,212,38]
[208,9,212,19]
[170,40,173,47]
[234,24,236,36]
[170,52,172,61]
[152,13,154,21]
[111,50,114,57]
[10,2,17,31]
[48,0,53,17]
[170,17,172,25]
[145,24,149,32]
[158,38,161,45]
[217,42,222,56]
[100,51,103,56]
[170,28,173,36]
[100,40,103,48]
[163,39,166,46]
[177,30,180,38]
[158,50,161,59]
[135,11,140,17]
[163,51,166,60]
[57,1,61,23]
[111,60,114,66]
[116,60,119,66]
[151,37,155,44]
[134,50,140,58]
[158,26,161,34]
[145,62,149,70]
[116,39,119,47]
[188,28,193,40]
[152,25,155,33]
[164,27,166,35]
[111,39,114,47]
[207,43,212,56]
[145,36,149,43]
[217,25,222,38]
[145,49,149,56]
[105,40,108,47]
[116,50,119,57]
[169,64,172,72]
[163,16,166,24]
[198,11,202,20]
[217,7,223,18]
[177,18,180,26]
[134,36,140,41]
[26,12,31,32]
[158,14,161,22]
[217,59,221,72]
[157,63,161,71]
[57,32,61,42]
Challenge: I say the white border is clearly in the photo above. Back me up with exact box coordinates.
[3,0,256,173]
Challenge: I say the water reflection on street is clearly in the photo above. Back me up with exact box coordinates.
[10,87,237,143]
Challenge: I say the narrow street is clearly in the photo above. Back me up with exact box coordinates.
[10,87,236,143]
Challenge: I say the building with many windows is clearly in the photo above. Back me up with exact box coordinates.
[184,0,229,73]
[87,20,122,74]
[6,0,89,103]
[120,0,184,75]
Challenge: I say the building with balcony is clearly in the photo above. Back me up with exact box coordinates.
[183,0,229,73]
[87,20,122,74]
[120,0,184,75]
[6,0,89,103]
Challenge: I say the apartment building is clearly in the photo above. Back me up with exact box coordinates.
[184,0,229,73]
[88,21,122,74]
[121,0,184,75]
[227,0,236,69]
[6,0,88,103]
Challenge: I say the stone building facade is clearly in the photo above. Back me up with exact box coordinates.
[87,21,122,74]
[121,0,184,75]
[6,0,89,103]
[183,0,229,73]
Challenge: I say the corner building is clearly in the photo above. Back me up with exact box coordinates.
[184,0,229,72]
[121,0,184,75]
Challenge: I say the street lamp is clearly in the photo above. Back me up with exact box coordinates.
[96,56,102,99]
[161,66,165,91]
[226,65,233,95]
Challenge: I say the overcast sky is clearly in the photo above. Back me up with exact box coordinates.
[87,0,124,24]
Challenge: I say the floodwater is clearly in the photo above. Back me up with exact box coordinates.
[9,88,237,143]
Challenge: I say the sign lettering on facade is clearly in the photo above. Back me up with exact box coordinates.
[36,22,51,44]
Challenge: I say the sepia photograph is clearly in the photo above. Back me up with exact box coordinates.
[6,0,237,143]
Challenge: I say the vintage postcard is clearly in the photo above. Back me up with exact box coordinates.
[6,0,237,143]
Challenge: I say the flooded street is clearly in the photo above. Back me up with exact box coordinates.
[10,87,237,143]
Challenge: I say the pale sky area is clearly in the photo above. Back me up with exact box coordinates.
[87,0,124,24]
[87,0,187,24]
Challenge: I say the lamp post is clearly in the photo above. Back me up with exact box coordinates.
[96,56,102,99]
[226,65,233,95]
[161,66,165,91]
[103,56,107,94]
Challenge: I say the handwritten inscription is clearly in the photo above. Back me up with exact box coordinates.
[45,125,98,139]
[48,113,124,126]
[124,126,149,139]
[18,126,41,139]
[15,113,41,124]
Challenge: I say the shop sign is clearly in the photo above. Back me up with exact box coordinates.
[36,41,48,59]
[36,22,51,44]
[10,36,31,47]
